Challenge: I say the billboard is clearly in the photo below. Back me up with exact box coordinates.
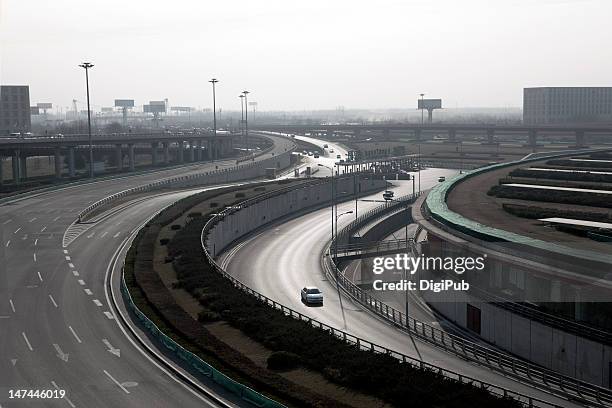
[114,99,134,108]
[171,106,192,112]
[37,102,53,109]
[144,104,165,113]
[418,99,442,109]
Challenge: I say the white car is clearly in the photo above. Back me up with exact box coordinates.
[301,287,323,305]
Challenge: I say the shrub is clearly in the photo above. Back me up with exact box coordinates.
[267,351,302,371]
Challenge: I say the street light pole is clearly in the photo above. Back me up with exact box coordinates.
[239,94,245,146]
[209,78,218,138]
[242,90,250,155]
[79,62,94,178]
[420,93,425,125]
[319,164,335,257]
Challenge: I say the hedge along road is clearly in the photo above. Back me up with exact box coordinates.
[0,134,294,408]
[218,168,580,408]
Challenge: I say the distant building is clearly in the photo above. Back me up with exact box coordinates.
[523,87,612,124]
[0,85,31,135]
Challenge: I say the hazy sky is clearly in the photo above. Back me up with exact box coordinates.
[1,0,610,112]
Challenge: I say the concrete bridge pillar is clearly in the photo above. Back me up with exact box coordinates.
[194,140,201,161]
[163,141,170,164]
[575,131,587,148]
[54,147,63,179]
[68,147,76,177]
[528,129,537,148]
[151,142,159,166]
[414,129,422,142]
[189,140,196,162]
[486,129,495,144]
[128,144,135,171]
[12,150,20,184]
[19,152,27,180]
[177,141,184,163]
[448,129,457,143]
[115,144,123,171]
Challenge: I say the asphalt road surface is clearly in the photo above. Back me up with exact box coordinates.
[220,169,579,408]
[0,134,293,408]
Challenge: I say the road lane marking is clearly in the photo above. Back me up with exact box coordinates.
[40,226,47,232]
[34,238,38,246]
[84,289,93,295]
[93,299,103,307]
[103,370,130,394]
[53,343,69,362]
[68,263,75,268]
[21,332,33,351]
[53,216,61,221]
[102,339,121,357]
[5,240,10,247]
[0,315,10,319]
[113,232,121,238]
[9,299,15,313]
[28,217,37,223]
[14,227,21,234]
[100,231,108,238]
[49,294,58,308]
[33,253,37,262]
[51,381,76,408]
[37,271,43,282]
[72,270,79,277]
[2,219,12,225]
[63,249,68,254]
[77,279,85,286]
[65,256,71,261]
[86,232,96,239]
[68,326,82,344]
[21,234,28,240]
[103,311,114,320]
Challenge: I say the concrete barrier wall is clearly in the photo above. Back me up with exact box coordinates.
[418,262,612,387]
[206,177,386,256]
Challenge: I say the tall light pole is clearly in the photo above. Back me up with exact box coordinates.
[239,94,245,148]
[79,62,94,178]
[319,163,336,257]
[242,90,250,155]
[209,78,218,138]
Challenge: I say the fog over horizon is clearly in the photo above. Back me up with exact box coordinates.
[1,0,610,113]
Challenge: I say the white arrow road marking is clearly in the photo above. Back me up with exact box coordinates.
[48,294,58,308]
[10,359,17,367]
[102,339,121,357]
[51,381,75,408]
[21,332,33,351]
[103,370,130,394]
[53,344,69,362]
[69,326,82,344]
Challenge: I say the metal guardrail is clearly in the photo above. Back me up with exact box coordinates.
[329,201,612,407]
[77,136,294,222]
[119,271,284,408]
[199,185,566,408]
[334,238,414,256]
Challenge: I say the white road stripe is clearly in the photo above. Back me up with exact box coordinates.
[84,289,93,295]
[34,238,38,246]
[113,232,121,238]
[14,227,21,234]
[33,253,37,262]
[100,231,108,238]
[63,249,68,254]
[49,294,58,308]
[21,332,33,351]
[93,299,103,307]
[68,326,82,344]
[37,271,43,282]
[72,270,80,277]
[9,299,15,313]
[51,381,75,408]
[53,216,61,221]
[5,240,10,247]
[40,226,47,232]
[77,279,85,286]
[65,256,71,261]
[68,263,75,268]
[2,219,12,225]
[103,370,130,394]
[29,217,37,223]
[103,311,114,320]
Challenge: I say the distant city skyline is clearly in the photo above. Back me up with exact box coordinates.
[1,0,610,111]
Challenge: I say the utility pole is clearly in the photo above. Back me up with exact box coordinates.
[242,91,250,155]
[209,78,218,138]
[79,62,94,178]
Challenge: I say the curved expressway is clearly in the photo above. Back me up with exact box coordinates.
[220,169,578,407]
[0,134,293,408]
